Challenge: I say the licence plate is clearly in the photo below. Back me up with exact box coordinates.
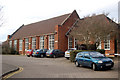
[47,55,50,56]
[106,64,111,66]
[67,53,70,54]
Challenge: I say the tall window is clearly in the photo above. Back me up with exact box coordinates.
[9,41,12,48]
[104,40,110,50]
[74,38,77,49]
[49,35,54,49]
[32,37,36,49]
[19,40,22,51]
[14,40,17,50]
[40,36,44,49]
[25,38,29,50]
[68,37,72,49]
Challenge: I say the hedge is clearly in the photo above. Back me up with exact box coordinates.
[70,49,105,62]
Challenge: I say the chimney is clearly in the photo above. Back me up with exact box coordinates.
[7,35,11,39]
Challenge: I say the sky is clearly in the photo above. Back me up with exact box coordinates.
[0,0,119,42]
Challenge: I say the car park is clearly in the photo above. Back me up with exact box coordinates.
[65,48,76,59]
[46,49,65,58]
[26,49,35,57]
[32,49,48,57]
[75,51,114,71]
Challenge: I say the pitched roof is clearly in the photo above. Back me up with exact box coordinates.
[66,14,118,36]
[10,13,71,40]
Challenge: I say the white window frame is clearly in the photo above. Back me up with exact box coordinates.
[25,38,29,51]
[104,39,110,50]
[74,38,78,49]
[19,40,22,51]
[49,35,54,49]
[40,36,44,49]
[32,37,36,49]
[9,41,12,48]
[68,37,72,49]
[14,40,17,50]
[97,41,101,49]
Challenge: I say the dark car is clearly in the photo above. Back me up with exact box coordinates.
[26,49,35,57]
[75,51,114,71]
[46,49,65,58]
[32,49,48,57]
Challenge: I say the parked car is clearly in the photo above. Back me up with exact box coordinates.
[75,51,114,71]
[46,49,65,58]
[26,49,35,57]
[65,48,76,59]
[32,49,48,57]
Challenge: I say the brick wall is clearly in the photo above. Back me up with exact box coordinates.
[44,35,49,49]
[56,10,79,51]
[101,39,115,56]
[36,36,39,49]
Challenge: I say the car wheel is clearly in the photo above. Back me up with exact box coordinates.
[40,54,44,58]
[27,55,30,57]
[75,61,80,67]
[92,63,97,71]
[66,57,69,60]
[53,55,56,58]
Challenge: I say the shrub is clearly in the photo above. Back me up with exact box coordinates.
[2,43,19,55]
[70,50,83,62]
[96,49,105,54]
[70,49,105,62]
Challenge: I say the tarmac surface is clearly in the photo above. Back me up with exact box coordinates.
[2,55,119,79]
[2,63,19,76]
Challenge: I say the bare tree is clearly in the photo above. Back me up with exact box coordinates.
[70,14,118,50]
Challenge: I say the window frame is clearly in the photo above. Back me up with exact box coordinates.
[19,40,23,51]
[25,38,29,51]
[104,39,110,50]
[9,41,12,48]
[40,36,44,49]
[14,40,17,50]
[32,37,36,49]
[49,35,54,49]
[68,37,72,49]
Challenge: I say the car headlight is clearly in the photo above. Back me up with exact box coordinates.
[98,61,103,63]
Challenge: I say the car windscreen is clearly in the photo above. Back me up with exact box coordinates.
[47,50,53,53]
[89,52,105,58]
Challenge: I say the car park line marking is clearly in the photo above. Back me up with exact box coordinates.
[2,67,23,80]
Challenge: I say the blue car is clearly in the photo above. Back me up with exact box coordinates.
[75,51,114,71]
[46,49,65,58]
[32,49,48,58]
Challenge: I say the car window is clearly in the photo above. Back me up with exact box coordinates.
[39,50,43,52]
[84,53,90,59]
[77,53,83,57]
[90,52,105,58]
[54,50,60,52]
[47,50,53,53]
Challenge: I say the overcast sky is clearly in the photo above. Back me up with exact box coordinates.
[0,0,119,42]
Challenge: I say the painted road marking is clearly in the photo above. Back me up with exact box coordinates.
[2,67,23,80]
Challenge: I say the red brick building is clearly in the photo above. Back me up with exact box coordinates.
[7,10,79,54]
[7,10,119,56]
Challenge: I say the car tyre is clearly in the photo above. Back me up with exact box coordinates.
[27,55,30,57]
[66,57,69,60]
[75,61,80,67]
[40,54,44,58]
[53,55,56,58]
[92,63,97,71]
